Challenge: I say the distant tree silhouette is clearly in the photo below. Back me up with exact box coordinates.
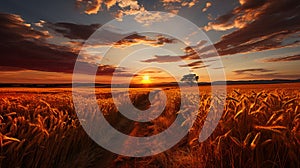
[180,73,199,86]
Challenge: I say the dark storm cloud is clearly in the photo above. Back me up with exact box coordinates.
[0,13,77,73]
[47,22,101,40]
[0,13,132,76]
[205,0,300,55]
[0,13,50,42]
[261,54,300,62]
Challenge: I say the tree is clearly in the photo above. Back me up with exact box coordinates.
[180,73,199,86]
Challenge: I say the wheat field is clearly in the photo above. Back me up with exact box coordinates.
[0,83,299,168]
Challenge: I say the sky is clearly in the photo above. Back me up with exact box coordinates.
[0,0,300,84]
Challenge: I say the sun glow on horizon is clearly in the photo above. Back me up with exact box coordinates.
[141,75,151,84]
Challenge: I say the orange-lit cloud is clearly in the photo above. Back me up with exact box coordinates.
[202,2,212,12]
[141,55,185,63]
[260,54,300,62]
[77,0,199,20]
[178,58,216,69]
[234,68,273,74]
[77,0,171,26]
[233,68,300,79]
[161,0,199,8]
[77,0,111,14]
[77,0,141,15]
[114,34,176,47]
[205,0,300,56]
[178,60,213,67]
[204,1,270,31]
[134,10,175,25]
[161,0,181,3]
[141,41,218,64]
[0,13,50,41]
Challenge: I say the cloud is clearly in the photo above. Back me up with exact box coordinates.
[1,12,175,80]
[40,20,176,48]
[161,0,199,8]
[179,60,204,67]
[184,40,208,54]
[77,0,110,14]
[205,0,272,31]
[233,68,300,79]
[0,40,78,73]
[77,0,141,15]
[141,40,218,63]
[141,55,185,63]
[76,0,199,21]
[179,59,215,67]
[233,68,273,74]
[191,65,209,69]
[76,0,178,25]
[202,2,212,12]
[141,54,215,70]
[205,0,300,55]
[85,0,103,14]
[141,50,215,64]
[0,13,77,73]
[0,13,50,42]
[0,13,135,77]
[114,34,176,47]
[104,0,117,10]
[46,22,101,40]
[77,0,170,25]
[260,54,300,62]
[178,57,216,70]
[0,13,160,84]
[96,65,134,77]
[133,9,175,26]
[179,41,218,60]
[118,0,140,9]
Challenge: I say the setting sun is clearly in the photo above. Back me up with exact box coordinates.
[141,75,151,84]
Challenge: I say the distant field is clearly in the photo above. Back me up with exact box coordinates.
[0,83,299,167]
[0,82,299,94]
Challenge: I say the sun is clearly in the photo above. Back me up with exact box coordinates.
[141,75,151,84]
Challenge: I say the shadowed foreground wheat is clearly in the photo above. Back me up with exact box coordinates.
[0,87,299,167]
